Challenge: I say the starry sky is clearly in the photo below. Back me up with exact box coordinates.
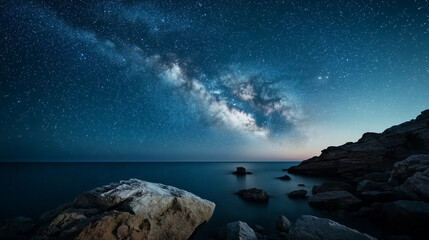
[1,0,428,161]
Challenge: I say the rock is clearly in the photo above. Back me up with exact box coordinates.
[308,191,362,210]
[358,190,395,202]
[386,154,429,201]
[312,182,353,195]
[277,175,291,180]
[282,168,289,172]
[395,168,429,201]
[288,215,376,240]
[376,200,429,238]
[288,110,429,178]
[237,188,269,202]
[287,190,308,199]
[359,171,391,182]
[389,155,429,183]
[298,184,305,187]
[4,179,215,240]
[275,215,291,233]
[233,167,252,175]
[356,180,394,193]
[219,221,258,240]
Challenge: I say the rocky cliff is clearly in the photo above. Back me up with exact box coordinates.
[289,109,429,179]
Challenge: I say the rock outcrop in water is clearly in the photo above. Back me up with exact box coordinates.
[236,188,269,202]
[0,179,215,240]
[233,167,252,175]
[289,109,429,178]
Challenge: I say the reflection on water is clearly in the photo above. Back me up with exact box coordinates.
[0,162,383,239]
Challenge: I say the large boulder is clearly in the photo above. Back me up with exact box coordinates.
[288,215,376,240]
[219,221,258,240]
[308,191,362,210]
[236,188,269,203]
[3,179,215,240]
[289,110,429,178]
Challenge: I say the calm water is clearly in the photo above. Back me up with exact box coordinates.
[0,162,384,239]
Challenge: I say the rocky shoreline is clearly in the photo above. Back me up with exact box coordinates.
[285,110,429,240]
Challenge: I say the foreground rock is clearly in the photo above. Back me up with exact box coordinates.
[289,110,429,178]
[289,215,376,240]
[1,179,215,240]
[236,188,269,202]
[218,221,258,240]
[308,191,362,210]
[233,167,252,175]
[287,190,308,199]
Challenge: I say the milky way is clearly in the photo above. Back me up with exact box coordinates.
[1,0,428,160]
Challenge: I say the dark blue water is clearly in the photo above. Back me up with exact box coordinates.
[0,162,383,239]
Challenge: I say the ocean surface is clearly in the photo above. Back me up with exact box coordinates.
[0,162,384,239]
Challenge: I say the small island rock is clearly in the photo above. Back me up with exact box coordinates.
[233,167,252,175]
[277,175,291,180]
[236,188,269,202]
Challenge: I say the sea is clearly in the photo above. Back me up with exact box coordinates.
[0,162,385,239]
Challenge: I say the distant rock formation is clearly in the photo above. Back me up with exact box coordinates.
[289,109,429,179]
[232,167,252,175]
[0,179,215,240]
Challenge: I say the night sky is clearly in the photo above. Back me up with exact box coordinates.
[1,0,428,161]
